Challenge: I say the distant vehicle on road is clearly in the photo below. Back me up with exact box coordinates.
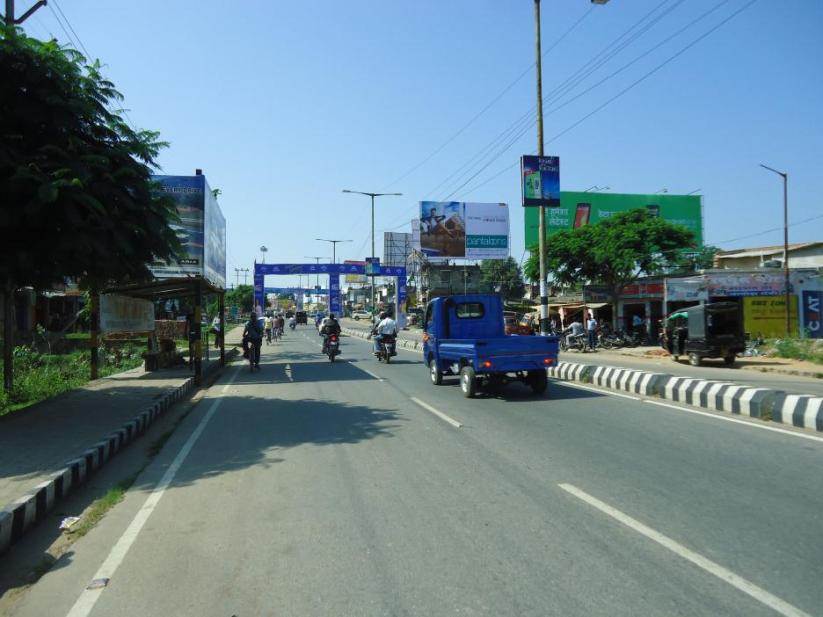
[351,310,372,321]
[504,311,534,336]
[424,294,558,398]
[661,302,746,366]
[295,311,308,325]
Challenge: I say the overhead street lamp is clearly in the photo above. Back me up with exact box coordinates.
[259,245,268,263]
[760,163,791,336]
[342,190,402,321]
[304,256,324,289]
[315,238,352,264]
[534,0,609,334]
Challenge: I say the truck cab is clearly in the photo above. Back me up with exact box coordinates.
[423,294,558,397]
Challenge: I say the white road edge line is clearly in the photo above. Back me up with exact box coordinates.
[65,365,242,617]
[644,399,823,444]
[551,377,823,444]
[410,397,463,428]
[360,367,384,381]
[554,380,640,401]
[559,483,811,617]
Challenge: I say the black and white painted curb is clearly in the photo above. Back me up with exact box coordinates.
[0,350,238,556]
[547,360,822,433]
[771,394,823,431]
[341,327,423,352]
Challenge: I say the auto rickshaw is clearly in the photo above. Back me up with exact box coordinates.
[661,302,746,366]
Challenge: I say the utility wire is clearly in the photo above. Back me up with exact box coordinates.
[379,6,595,192]
[52,0,91,59]
[457,0,760,199]
[710,213,823,245]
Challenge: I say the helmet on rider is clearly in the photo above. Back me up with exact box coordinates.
[328,313,335,319]
[379,312,387,320]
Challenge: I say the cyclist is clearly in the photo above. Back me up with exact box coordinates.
[243,313,263,371]
[264,314,273,344]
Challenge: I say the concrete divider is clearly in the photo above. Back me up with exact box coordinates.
[771,394,823,430]
[547,360,820,432]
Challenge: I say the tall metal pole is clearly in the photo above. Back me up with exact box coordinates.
[760,164,791,336]
[5,0,13,25]
[371,194,376,320]
[535,0,549,335]
[783,172,790,336]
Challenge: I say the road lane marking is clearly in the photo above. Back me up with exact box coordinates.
[559,483,812,617]
[410,397,462,428]
[643,400,823,444]
[359,367,384,381]
[284,364,294,382]
[553,380,640,401]
[65,366,242,617]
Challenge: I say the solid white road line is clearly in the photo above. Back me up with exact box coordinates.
[410,397,463,428]
[559,483,811,617]
[65,366,242,617]
[359,367,384,381]
[553,380,641,401]
[284,363,294,382]
[644,399,823,444]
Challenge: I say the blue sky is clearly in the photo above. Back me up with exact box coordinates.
[23,0,823,286]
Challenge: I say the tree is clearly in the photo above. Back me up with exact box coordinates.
[480,257,525,301]
[225,285,254,314]
[0,28,180,390]
[665,244,719,275]
[524,209,695,325]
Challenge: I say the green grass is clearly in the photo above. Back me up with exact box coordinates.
[0,345,144,417]
[768,338,823,365]
[68,473,138,539]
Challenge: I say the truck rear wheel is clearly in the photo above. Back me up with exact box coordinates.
[429,359,442,385]
[528,370,548,395]
[460,366,477,398]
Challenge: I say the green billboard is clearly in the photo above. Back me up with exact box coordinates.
[524,192,703,247]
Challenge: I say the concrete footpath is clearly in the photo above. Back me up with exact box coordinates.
[0,327,243,555]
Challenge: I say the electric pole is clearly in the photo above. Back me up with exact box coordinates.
[535,0,550,335]
[3,0,47,26]
[760,164,791,336]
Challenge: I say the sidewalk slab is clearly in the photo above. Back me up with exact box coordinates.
[0,328,243,555]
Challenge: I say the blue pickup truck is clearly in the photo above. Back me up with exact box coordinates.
[423,294,559,397]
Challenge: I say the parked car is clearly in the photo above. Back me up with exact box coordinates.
[661,302,746,366]
[424,294,558,397]
[351,310,372,321]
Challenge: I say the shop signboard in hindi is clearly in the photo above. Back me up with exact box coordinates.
[521,155,560,207]
[665,276,709,303]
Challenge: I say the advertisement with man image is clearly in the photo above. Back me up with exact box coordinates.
[420,201,466,259]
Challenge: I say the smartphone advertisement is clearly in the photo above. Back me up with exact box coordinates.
[573,203,591,228]
[521,155,560,207]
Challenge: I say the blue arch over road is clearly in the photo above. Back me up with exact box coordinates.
[253,262,407,317]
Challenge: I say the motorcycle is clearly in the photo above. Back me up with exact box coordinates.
[375,334,397,364]
[326,334,340,362]
[560,332,588,352]
[289,321,296,331]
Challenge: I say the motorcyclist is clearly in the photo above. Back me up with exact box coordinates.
[319,313,341,354]
[371,311,397,355]
[564,319,585,349]
[242,312,264,370]
[288,315,297,330]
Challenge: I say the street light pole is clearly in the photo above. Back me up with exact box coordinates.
[342,189,402,322]
[315,238,352,264]
[760,164,791,336]
[534,0,550,334]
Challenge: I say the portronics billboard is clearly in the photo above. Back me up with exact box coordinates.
[150,174,226,289]
[525,192,703,247]
[419,202,509,261]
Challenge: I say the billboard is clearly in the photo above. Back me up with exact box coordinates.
[465,202,509,259]
[521,155,560,207]
[149,174,226,289]
[802,290,822,338]
[743,296,798,338]
[383,232,412,267]
[525,192,703,247]
[419,202,509,261]
[344,260,367,284]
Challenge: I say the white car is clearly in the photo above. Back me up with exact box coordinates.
[351,310,372,321]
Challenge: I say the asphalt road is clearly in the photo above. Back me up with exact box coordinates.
[9,326,823,616]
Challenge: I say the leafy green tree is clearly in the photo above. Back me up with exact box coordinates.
[0,28,180,390]
[480,257,526,301]
[225,285,254,314]
[525,209,695,324]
